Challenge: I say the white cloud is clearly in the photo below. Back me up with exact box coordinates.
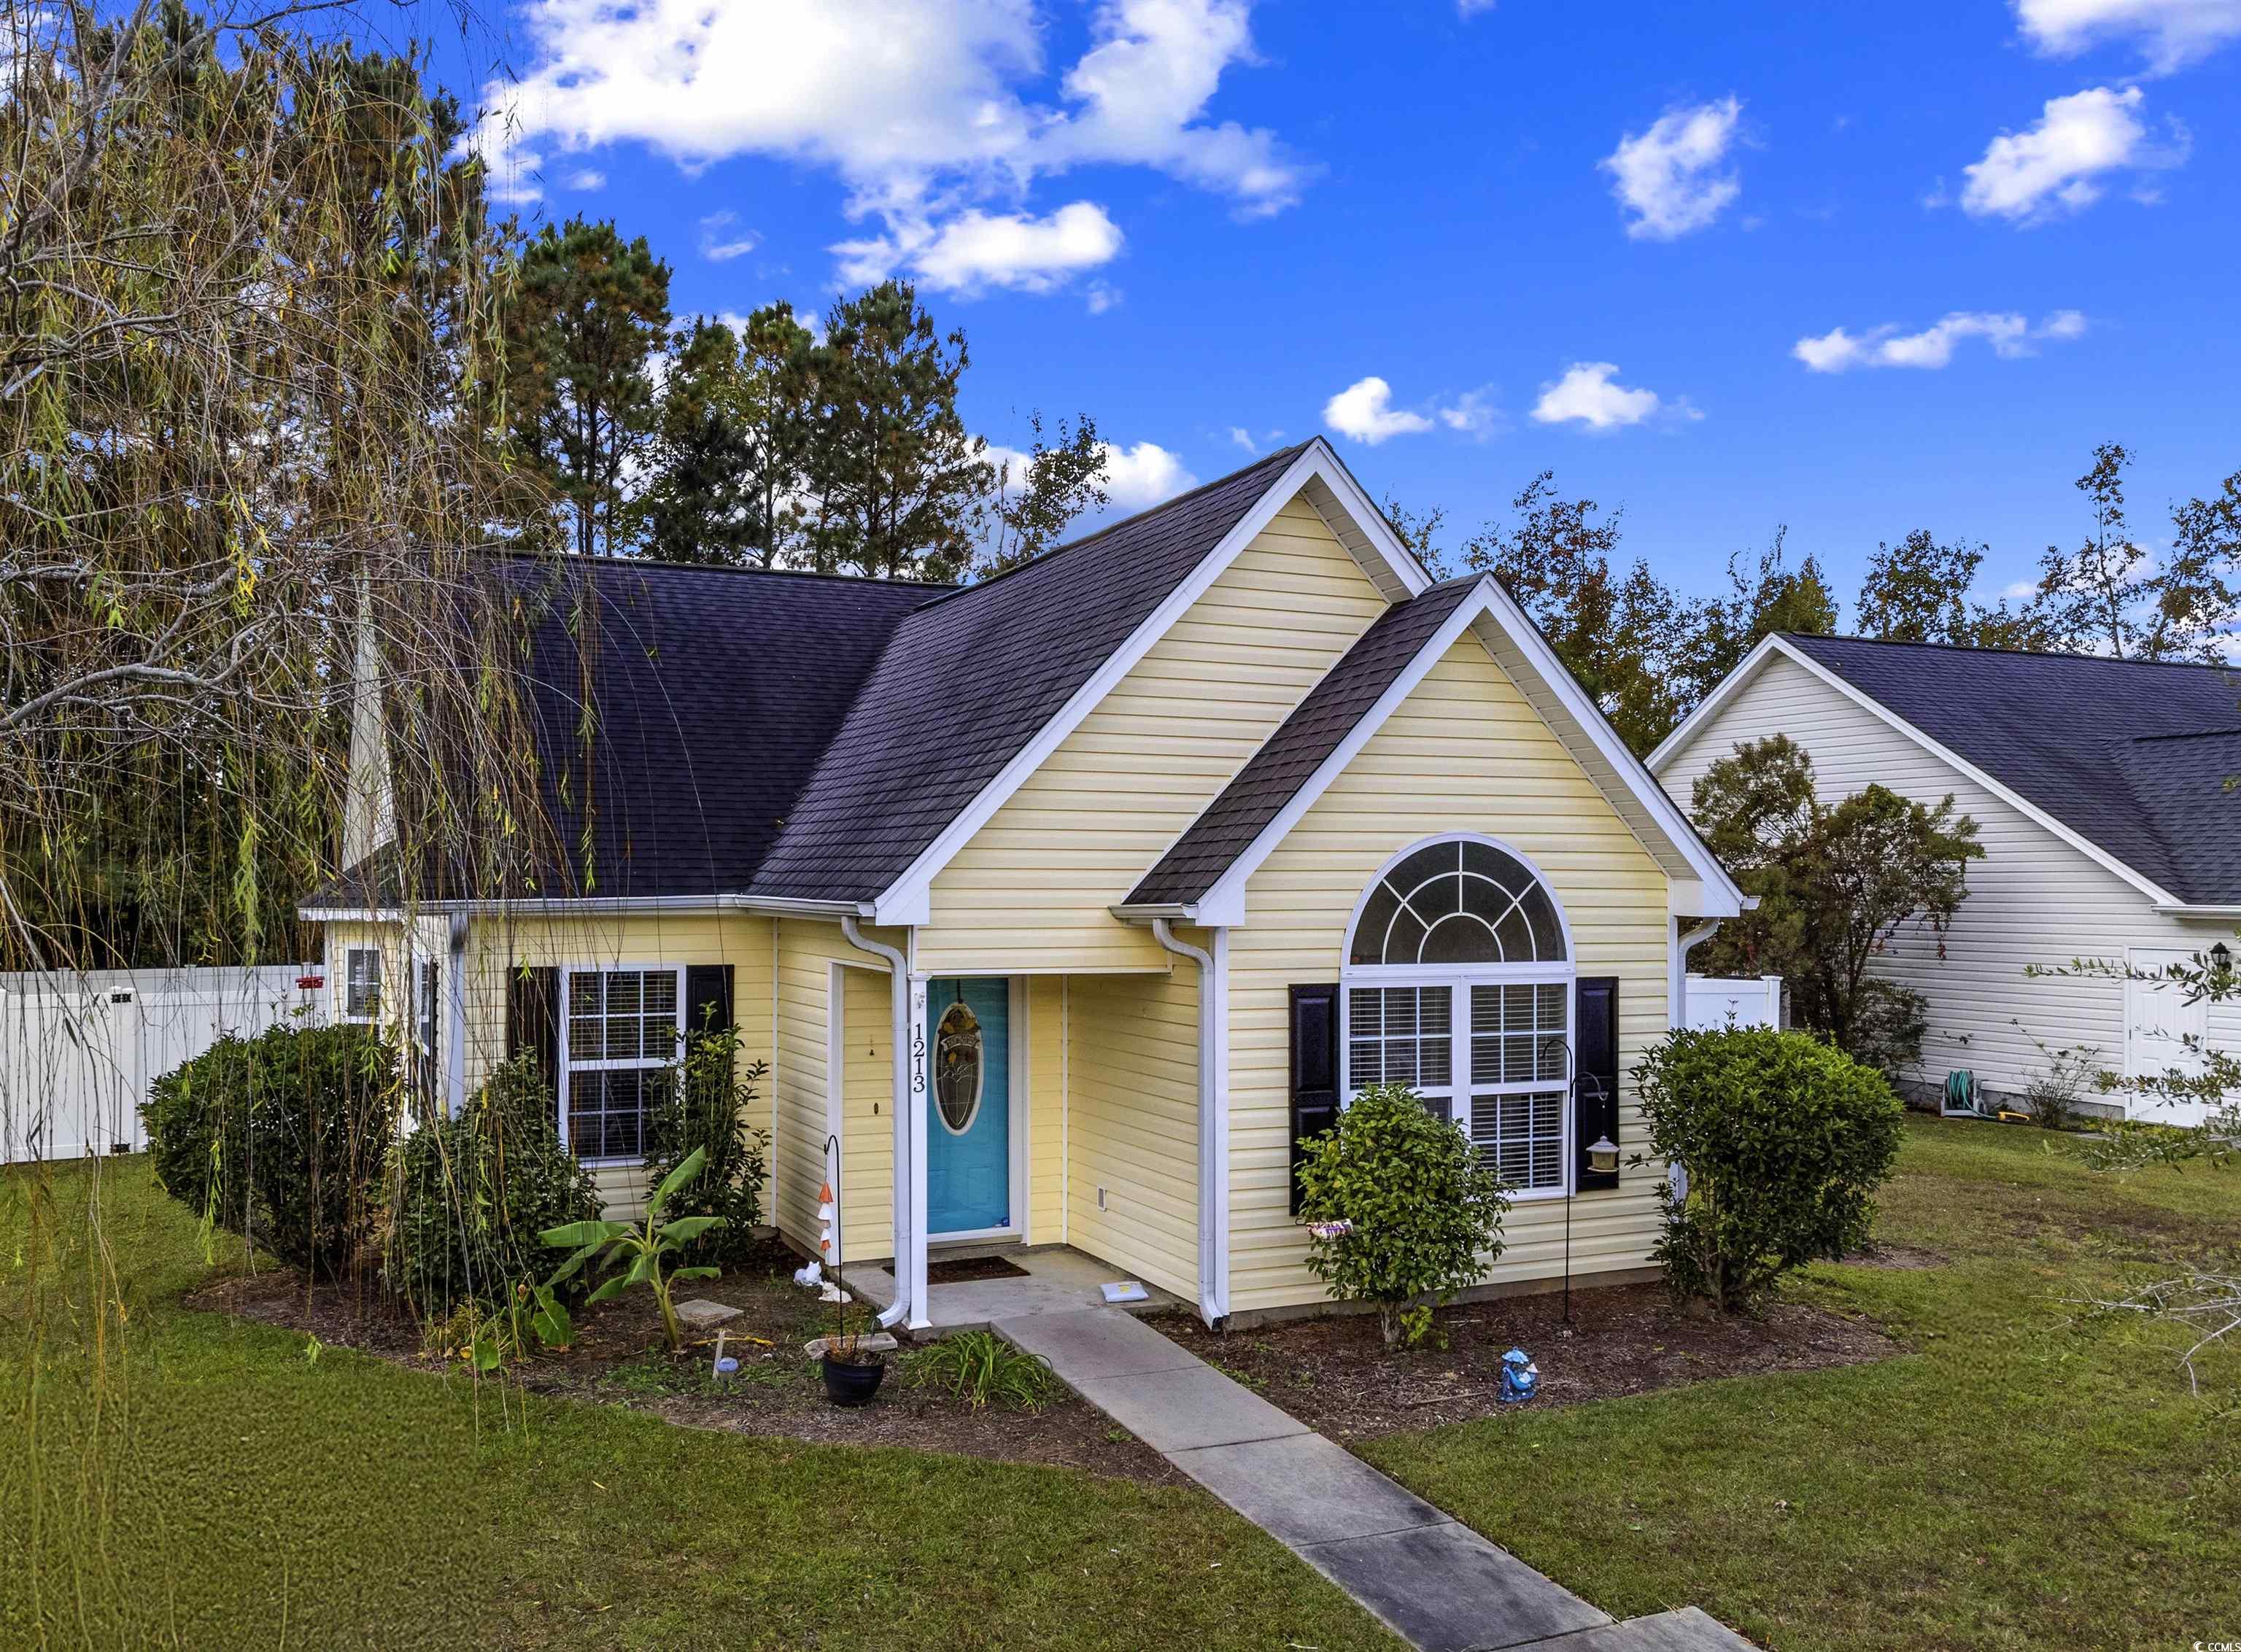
[1099,440,1198,510]
[1958,85,2186,222]
[837,201,1123,294]
[1530,362,1691,430]
[563,167,607,190]
[1084,281,1121,314]
[1600,96,1744,240]
[1323,377,1435,445]
[473,0,1300,291]
[697,211,760,262]
[1436,388,1503,439]
[1228,425,1257,452]
[1458,0,1500,14]
[2013,0,2241,71]
[1792,309,2089,371]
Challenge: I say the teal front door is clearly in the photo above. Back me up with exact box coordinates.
[926,977,1011,1234]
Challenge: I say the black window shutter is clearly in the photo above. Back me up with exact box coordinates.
[1574,976,1621,1192]
[685,963,735,1036]
[1289,983,1342,1214]
[506,966,560,1085]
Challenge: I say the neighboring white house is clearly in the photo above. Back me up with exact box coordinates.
[1650,634,2240,1127]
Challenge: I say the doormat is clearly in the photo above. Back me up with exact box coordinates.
[926,1254,1033,1284]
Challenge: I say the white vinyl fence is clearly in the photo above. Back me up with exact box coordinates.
[0,966,325,1165]
[1684,973,1784,1032]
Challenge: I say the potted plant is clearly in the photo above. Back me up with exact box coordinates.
[814,1196,885,1406]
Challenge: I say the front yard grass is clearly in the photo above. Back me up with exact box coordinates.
[1366,1117,2241,1651]
[0,1158,1390,1651]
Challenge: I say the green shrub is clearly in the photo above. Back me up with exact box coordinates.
[642,1020,770,1262]
[142,1020,399,1279]
[386,1053,598,1314]
[1632,1025,1905,1314]
[907,1330,1061,1411]
[1294,1083,1512,1348]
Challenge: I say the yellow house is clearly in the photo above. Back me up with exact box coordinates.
[303,441,1744,1330]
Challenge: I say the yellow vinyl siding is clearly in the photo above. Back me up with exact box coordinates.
[1027,975,1067,1243]
[1065,966,1201,1302]
[1227,635,1672,1316]
[444,911,773,1220]
[916,497,1391,975]
[771,919,905,1261]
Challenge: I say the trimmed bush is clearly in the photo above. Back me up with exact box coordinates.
[387,1053,599,1314]
[1295,1083,1512,1348]
[1632,1025,1905,1314]
[641,1021,770,1262]
[142,1021,399,1279]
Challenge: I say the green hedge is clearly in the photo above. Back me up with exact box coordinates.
[142,1020,400,1279]
[1632,1025,1904,1312]
[386,1053,599,1314]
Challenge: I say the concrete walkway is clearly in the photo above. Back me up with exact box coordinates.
[994,1308,1752,1652]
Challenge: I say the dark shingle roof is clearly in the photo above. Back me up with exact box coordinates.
[1126,576,1487,907]
[746,442,1312,903]
[1783,633,2241,904]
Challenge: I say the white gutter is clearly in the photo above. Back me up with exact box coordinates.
[299,893,875,923]
[444,911,469,1116]
[2153,904,2241,920]
[1669,918,1725,1028]
[842,916,924,1333]
[1147,918,1229,1327]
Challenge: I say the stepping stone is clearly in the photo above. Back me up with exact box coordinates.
[673,1298,741,1329]
[803,1332,899,1360]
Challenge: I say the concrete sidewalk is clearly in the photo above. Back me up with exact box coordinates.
[994,1308,1752,1652]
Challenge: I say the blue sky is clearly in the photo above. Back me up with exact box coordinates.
[444,1,2240,607]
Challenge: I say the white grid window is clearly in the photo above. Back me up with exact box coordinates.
[415,961,441,1106]
[563,967,681,1163]
[1341,837,1576,1195]
[344,948,382,1020]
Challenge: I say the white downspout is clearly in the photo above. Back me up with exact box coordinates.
[842,917,924,1332]
[1669,917,1723,1030]
[1152,918,1229,1327]
[444,911,469,1116]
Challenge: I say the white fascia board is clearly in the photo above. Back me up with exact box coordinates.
[298,907,403,923]
[302,893,870,921]
[2156,904,2241,920]
[1646,633,1787,774]
[1194,579,1746,924]
[1296,438,1434,601]
[870,443,1428,926]
[1760,637,2184,908]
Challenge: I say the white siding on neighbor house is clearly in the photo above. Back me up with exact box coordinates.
[1655,651,2240,1122]
[915,495,1393,977]
[1228,635,1674,1318]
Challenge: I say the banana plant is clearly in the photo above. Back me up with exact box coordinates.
[541,1147,727,1351]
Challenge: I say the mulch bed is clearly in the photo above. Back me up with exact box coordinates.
[185,1245,1175,1484]
[1147,1281,1901,1440]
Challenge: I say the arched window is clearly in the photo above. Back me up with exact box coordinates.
[1342,837,1574,1195]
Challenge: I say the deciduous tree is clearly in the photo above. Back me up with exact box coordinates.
[980,411,1110,576]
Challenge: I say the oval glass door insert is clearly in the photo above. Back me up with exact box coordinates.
[933,998,984,1134]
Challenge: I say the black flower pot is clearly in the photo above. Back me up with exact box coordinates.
[820,1353,886,1407]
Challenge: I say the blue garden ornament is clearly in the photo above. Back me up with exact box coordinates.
[1498,1347,1540,1404]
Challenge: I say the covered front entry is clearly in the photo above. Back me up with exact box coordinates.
[925,977,1013,1236]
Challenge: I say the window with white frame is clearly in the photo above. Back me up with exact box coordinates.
[414,960,441,1107]
[562,966,681,1162]
[343,947,382,1021]
[1343,838,1574,1194]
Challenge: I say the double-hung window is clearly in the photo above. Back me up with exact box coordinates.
[1342,837,1575,1196]
[343,947,382,1022]
[414,960,441,1109]
[561,966,682,1163]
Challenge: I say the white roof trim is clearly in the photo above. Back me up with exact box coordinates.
[1188,576,1746,926]
[870,440,1432,925]
[1649,634,2185,908]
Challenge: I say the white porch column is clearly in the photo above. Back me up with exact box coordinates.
[1151,918,1229,1327]
[905,972,931,1331]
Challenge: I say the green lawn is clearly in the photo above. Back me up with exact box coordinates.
[0,1159,1393,1651]
[1367,1117,2241,1651]
[7,1122,2234,1651]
